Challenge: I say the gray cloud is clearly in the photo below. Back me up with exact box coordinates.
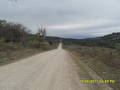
[0,0,120,38]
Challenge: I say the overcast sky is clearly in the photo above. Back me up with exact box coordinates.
[0,0,120,38]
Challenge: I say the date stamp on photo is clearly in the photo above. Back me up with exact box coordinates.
[80,80,115,84]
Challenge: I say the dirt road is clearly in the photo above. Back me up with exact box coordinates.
[0,43,113,90]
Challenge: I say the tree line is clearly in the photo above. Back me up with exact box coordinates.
[0,19,47,48]
[0,20,30,43]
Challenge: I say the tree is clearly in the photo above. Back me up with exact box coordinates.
[0,20,7,38]
[35,26,47,47]
[37,26,47,41]
[43,28,46,40]
[0,20,30,43]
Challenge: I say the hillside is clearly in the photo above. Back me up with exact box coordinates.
[63,33,120,90]
[63,32,120,48]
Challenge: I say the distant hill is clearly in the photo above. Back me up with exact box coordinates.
[45,36,60,42]
[62,32,120,48]
[29,32,120,48]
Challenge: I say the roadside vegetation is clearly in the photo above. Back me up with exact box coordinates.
[0,19,59,66]
[63,33,120,90]
[63,32,120,48]
[63,45,120,90]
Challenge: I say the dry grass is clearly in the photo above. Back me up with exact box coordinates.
[0,43,57,66]
[0,48,41,66]
[64,45,120,90]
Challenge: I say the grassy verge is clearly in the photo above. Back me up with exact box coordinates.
[0,42,57,66]
[63,45,120,90]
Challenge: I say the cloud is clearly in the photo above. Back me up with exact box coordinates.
[0,0,120,38]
